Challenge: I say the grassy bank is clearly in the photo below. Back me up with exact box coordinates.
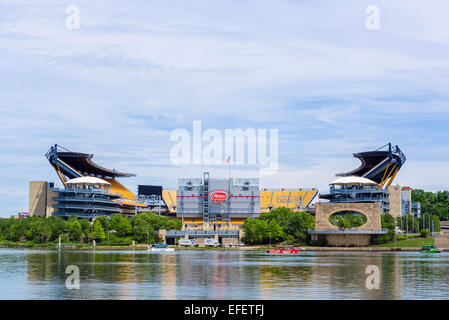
[374,237,434,248]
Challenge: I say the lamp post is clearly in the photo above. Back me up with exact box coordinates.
[406,214,408,236]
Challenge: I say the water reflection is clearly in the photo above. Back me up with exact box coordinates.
[0,249,446,299]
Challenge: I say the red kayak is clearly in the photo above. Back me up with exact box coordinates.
[267,248,302,254]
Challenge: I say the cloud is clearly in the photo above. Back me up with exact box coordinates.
[0,0,449,216]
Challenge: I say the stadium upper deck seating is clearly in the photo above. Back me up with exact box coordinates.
[260,189,318,212]
[162,190,177,213]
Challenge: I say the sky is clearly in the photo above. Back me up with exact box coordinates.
[1,0,449,217]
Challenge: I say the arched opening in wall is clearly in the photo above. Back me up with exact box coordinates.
[329,211,367,229]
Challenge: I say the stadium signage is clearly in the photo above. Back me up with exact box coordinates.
[209,191,228,204]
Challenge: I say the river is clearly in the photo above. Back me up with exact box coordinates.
[0,248,448,299]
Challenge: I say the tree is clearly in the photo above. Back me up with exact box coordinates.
[283,211,314,243]
[412,189,449,221]
[131,213,156,243]
[92,219,106,241]
[167,218,183,230]
[371,213,395,244]
[66,216,82,241]
[10,218,31,241]
[110,214,131,236]
[95,216,111,232]
[265,219,284,243]
[30,217,51,243]
[243,209,315,245]
[46,216,67,242]
[242,218,268,244]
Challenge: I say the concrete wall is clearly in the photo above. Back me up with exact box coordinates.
[315,202,382,231]
[29,181,47,217]
[45,188,58,218]
[388,186,402,218]
[325,234,372,247]
[29,181,57,218]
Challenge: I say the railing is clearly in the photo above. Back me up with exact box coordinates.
[260,188,318,191]
[327,187,388,195]
[53,211,120,218]
[53,197,117,204]
[326,197,389,203]
[166,229,239,238]
[53,204,120,212]
[308,228,388,235]
[54,188,118,195]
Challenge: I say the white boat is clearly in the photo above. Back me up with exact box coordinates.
[148,244,175,252]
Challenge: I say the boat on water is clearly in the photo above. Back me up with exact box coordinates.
[267,247,304,255]
[420,245,441,253]
[148,244,175,252]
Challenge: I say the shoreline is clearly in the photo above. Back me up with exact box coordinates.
[0,244,445,252]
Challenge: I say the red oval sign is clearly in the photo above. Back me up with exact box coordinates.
[210,192,227,200]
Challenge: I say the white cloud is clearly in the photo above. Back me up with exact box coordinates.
[0,0,449,216]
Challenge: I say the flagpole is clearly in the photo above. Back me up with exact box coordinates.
[227,156,231,226]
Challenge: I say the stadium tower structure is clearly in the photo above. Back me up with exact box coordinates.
[336,143,406,188]
[45,144,147,215]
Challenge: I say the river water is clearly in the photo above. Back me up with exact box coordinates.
[0,248,448,300]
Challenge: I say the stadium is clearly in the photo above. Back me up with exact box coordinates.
[28,143,414,245]
[309,143,417,246]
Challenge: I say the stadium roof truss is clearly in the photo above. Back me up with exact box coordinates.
[46,144,135,185]
[336,143,406,188]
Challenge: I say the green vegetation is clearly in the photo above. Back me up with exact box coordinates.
[242,208,314,245]
[371,213,396,244]
[0,212,182,245]
[374,237,434,248]
[420,229,430,238]
[395,213,440,233]
[412,189,449,221]
[329,212,367,229]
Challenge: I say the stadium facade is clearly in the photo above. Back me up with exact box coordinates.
[30,144,318,244]
[309,143,417,246]
[29,143,417,246]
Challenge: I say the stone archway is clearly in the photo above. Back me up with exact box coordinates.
[315,202,382,231]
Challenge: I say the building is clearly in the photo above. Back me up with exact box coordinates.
[30,177,122,219]
[320,177,390,213]
[45,144,147,215]
[177,172,260,225]
[336,143,406,188]
[29,181,57,218]
[163,173,259,245]
[260,188,318,213]
[52,177,121,218]
[388,185,421,218]
[309,143,405,246]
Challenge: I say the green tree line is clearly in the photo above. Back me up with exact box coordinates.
[412,189,449,221]
[242,208,315,245]
[0,212,182,245]
[371,212,440,244]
